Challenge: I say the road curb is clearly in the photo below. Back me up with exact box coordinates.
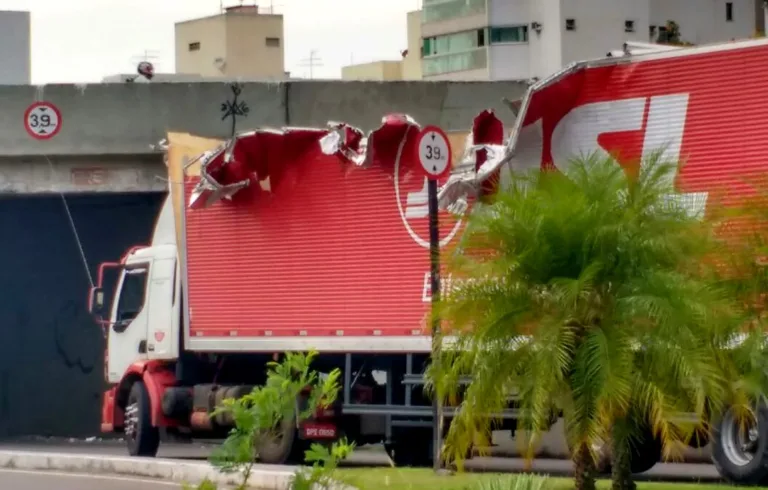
[0,450,296,489]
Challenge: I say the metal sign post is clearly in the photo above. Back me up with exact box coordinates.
[415,125,452,471]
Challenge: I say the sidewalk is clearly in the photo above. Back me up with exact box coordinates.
[0,450,295,489]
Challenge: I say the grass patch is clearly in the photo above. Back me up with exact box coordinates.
[338,468,738,490]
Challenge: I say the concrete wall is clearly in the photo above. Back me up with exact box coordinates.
[650,0,756,44]
[0,81,526,159]
[0,156,165,195]
[560,0,650,67]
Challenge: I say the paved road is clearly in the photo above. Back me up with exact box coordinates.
[0,438,722,483]
[0,469,177,490]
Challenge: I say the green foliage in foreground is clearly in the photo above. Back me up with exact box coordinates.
[183,350,349,490]
[339,468,735,490]
[428,155,766,490]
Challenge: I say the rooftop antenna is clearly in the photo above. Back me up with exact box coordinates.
[299,49,324,79]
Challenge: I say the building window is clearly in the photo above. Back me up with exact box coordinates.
[422,47,488,76]
[726,2,733,21]
[489,26,529,44]
[188,42,200,52]
[265,37,280,47]
[565,19,576,31]
[657,25,668,42]
[625,20,635,33]
[422,29,486,57]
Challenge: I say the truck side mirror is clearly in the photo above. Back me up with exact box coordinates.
[89,287,106,316]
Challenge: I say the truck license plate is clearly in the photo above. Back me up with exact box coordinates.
[302,423,337,439]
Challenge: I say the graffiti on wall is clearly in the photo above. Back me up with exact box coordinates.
[220,82,250,137]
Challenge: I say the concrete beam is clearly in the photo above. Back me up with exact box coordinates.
[0,156,165,194]
[0,80,527,157]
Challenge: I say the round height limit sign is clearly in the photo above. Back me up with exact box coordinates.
[416,125,452,180]
[24,101,62,140]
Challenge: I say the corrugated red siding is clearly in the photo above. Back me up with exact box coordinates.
[183,145,464,339]
[520,42,768,210]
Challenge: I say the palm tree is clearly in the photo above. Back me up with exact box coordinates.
[701,175,768,484]
[429,154,751,490]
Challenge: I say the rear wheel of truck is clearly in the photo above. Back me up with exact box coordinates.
[386,428,434,468]
[256,415,307,465]
[125,381,160,457]
[712,402,768,485]
[567,427,660,475]
[627,426,662,474]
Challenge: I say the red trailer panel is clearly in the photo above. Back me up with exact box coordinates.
[180,117,485,352]
[180,39,768,353]
[506,39,768,215]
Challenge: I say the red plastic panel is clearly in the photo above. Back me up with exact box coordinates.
[183,138,465,340]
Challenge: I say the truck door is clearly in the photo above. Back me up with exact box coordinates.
[106,262,151,383]
[145,257,175,359]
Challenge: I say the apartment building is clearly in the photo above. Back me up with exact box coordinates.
[175,4,285,80]
[420,0,763,81]
[0,11,31,84]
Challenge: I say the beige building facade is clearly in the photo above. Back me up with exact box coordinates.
[175,5,285,80]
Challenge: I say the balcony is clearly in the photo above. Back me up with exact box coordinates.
[422,0,486,24]
[422,47,487,77]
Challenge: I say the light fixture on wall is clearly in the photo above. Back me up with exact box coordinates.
[531,21,543,34]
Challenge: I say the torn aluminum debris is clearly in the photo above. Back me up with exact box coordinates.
[187,114,424,209]
[186,110,509,216]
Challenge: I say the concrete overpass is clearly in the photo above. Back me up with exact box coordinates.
[0,80,527,439]
[1,80,526,194]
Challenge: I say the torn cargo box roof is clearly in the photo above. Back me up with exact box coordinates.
[187,111,508,212]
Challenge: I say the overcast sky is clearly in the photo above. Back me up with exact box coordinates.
[1,0,420,84]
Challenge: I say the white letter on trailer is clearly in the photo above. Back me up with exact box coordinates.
[641,94,708,218]
[550,97,647,173]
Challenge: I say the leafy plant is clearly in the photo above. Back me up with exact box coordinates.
[290,438,356,490]
[465,473,550,490]
[185,350,342,490]
[429,154,760,490]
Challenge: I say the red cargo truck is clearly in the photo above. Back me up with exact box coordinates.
[90,37,768,483]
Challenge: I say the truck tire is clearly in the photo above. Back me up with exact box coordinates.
[256,415,305,465]
[567,429,660,475]
[386,429,434,468]
[627,427,662,474]
[125,381,160,457]
[712,402,768,485]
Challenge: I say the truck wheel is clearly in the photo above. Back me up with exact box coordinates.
[628,427,662,474]
[125,381,160,457]
[386,429,433,468]
[257,416,303,465]
[712,402,768,485]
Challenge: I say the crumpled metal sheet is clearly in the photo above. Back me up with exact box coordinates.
[437,109,508,215]
[436,64,584,213]
[188,114,422,209]
[186,109,523,213]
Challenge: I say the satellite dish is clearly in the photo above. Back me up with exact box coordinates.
[137,61,155,80]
